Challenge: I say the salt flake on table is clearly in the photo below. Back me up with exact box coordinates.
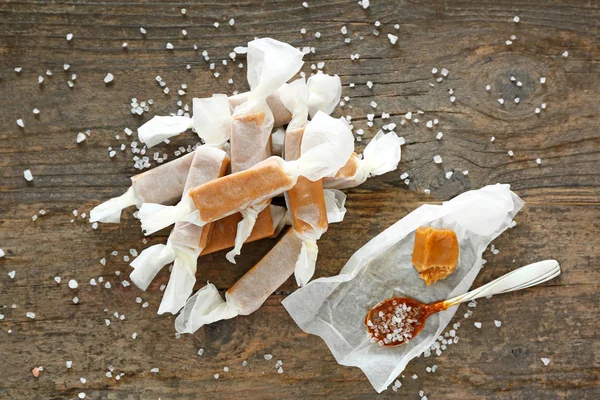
[474,322,482,328]
[68,279,78,289]
[8,270,15,279]
[494,320,502,327]
[388,34,398,45]
[541,357,551,366]
[104,73,114,84]
[66,33,73,41]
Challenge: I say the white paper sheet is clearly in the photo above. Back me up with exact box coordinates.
[282,184,524,393]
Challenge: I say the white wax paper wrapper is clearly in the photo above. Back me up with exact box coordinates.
[323,189,347,224]
[246,38,304,100]
[158,245,201,315]
[129,241,177,291]
[90,186,138,223]
[225,202,270,263]
[278,78,309,132]
[306,72,342,118]
[138,116,192,148]
[324,130,402,189]
[295,111,355,182]
[271,127,286,157]
[282,184,523,393]
[192,94,232,145]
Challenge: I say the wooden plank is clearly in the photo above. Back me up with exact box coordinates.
[0,0,598,398]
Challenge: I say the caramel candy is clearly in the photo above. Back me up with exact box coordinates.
[188,157,294,224]
[200,207,277,255]
[131,151,195,204]
[169,147,230,250]
[230,111,272,173]
[284,128,328,234]
[228,91,292,128]
[412,226,459,285]
[227,229,303,315]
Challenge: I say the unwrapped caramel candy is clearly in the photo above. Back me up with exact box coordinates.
[411,226,459,285]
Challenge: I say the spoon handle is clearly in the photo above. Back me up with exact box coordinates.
[443,259,561,308]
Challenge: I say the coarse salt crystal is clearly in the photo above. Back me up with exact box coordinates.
[166,43,174,50]
[8,270,15,279]
[562,51,569,57]
[474,322,482,328]
[508,150,514,157]
[388,34,398,45]
[360,0,370,9]
[436,132,443,140]
[433,155,442,164]
[68,279,78,289]
[431,67,438,74]
[412,374,418,380]
[513,16,520,23]
[142,301,149,308]
[541,103,547,109]
[214,22,220,28]
[498,98,505,105]
[536,158,542,165]
[76,132,86,143]
[229,18,235,26]
[66,360,73,369]
[264,354,273,360]
[78,393,86,399]
[214,374,219,379]
[54,276,61,283]
[514,97,520,104]
[541,357,551,366]
[441,68,449,77]
[72,297,79,304]
[89,278,96,286]
[426,120,433,128]
[17,119,25,128]
[151,367,159,373]
[26,311,36,319]
[540,77,546,84]
[445,171,453,179]
[66,33,73,41]
[33,108,40,115]
[494,320,502,327]
[15,67,22,73]
[486,84,491,91]
[104,73,114,84]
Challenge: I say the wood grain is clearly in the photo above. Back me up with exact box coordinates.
[0,0,598,399]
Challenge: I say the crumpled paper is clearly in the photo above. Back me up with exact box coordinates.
[282,184,524,393]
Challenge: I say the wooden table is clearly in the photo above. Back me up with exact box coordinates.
[1,1,598,398]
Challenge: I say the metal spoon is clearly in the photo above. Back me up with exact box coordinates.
[365,259,561,347]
